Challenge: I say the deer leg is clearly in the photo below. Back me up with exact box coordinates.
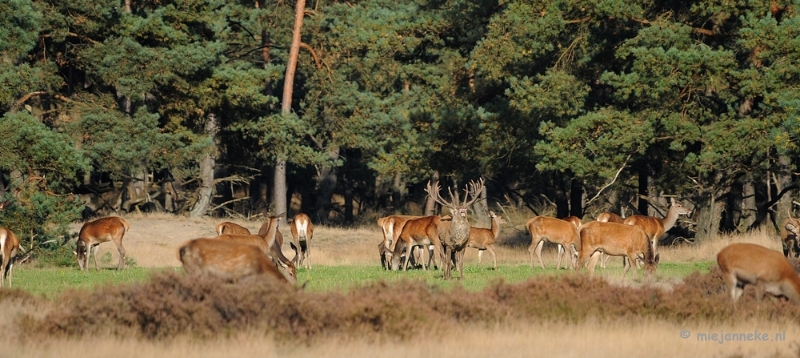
[0,256,6,287]
[535,240,546,270]
[6,259,12,287]
[92,244,100,270]
[622,255,635,279]
[487,245,497,270]
[587,251,601,276]
[402,244,414,271]
[557,244,565,270]
[114,240,126,270]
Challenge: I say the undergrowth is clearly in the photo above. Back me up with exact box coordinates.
[3,268,799,344]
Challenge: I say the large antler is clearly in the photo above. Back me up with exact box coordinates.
[425,178,484,209]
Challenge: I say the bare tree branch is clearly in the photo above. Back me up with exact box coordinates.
[585,154,631,206]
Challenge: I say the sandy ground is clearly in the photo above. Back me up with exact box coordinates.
[71,213,393,268]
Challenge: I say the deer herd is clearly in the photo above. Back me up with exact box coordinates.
[0,180,799,307]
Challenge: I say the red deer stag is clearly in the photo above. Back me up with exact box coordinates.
[289,213,314,269]
[623,198,691,256]
[216,222,252,235]
[527,216,580,270]
[467,211,506,270]
[429,178,484,280]
[780,208,800,259]
[717,243,800,306]
[74,216,129,270]
[0,227,20,287]
[218,215,297,283]
[576,221,658,279]
[179,238,289,283]
[596,212,625,268]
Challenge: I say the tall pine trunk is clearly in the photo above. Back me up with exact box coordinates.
[275,0,306,224]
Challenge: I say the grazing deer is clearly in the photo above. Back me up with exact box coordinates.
[467,211,506,270]
[623,198,691,256]
[717,243,800,306]
[378,215,433,270]
[0,227,20,287]
[596,212,625,268]
[576,221,658,279]
[429,178,484,280]
[216,222,252,235]
[218,215,297,283]
[390,215,443,271]
[179,238,290,283]
[289,213,314,269]
[527,216,580,270]
[74,216,129,270]
[780,208,800,259]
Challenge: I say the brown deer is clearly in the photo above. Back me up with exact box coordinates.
[289,213,314,269]
[467,211,506,270]
[179,238,290,283]
[596,212,625,268]
[74,216,129,270]
[216,222,252,235]
[717,243,800,306]
[527,216,580,270]
[390,215,443,271]
[378,215,429,269]
[429,178,484,280]
[0,227,20,287]
[576,221,658,279]
[780,208,800,259]
[218,215,297,283]
[623,198,691,256]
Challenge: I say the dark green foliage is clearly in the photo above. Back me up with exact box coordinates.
[16,269,800,342]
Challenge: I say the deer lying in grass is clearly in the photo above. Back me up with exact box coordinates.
[717,243,800,306]
[467,211,506,270]
[216,222,252,235]
[217,215,297,283]
[527,216,580,270]
[74,216,129,270]
[576,221,658,279]
[0,227,20,287]
[289,213,314,269]
[179,238,290,283]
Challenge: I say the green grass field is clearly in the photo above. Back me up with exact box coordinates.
[11,260,716,298]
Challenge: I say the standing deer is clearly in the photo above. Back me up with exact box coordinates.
[74,216,129,270]
[290,213,314,269]
[527,216,580,270]
[0,227,20,287]
[623,198,691,256]
[467,210,506,270]
[179,238,290,283]
[576,221,658,279]
[429,178,484,280]
[378,215,430,270]
[596,212,625,268]
[717,243,800,306]
[390,215,442,271]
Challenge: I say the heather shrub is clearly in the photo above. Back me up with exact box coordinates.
[17,269,800,343]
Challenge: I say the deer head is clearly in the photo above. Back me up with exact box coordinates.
[425,178,484,219]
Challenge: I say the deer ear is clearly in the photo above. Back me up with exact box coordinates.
[72,250,77,256]
[654,253,660,264]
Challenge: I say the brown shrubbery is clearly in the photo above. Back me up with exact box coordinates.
[6,269,800,343]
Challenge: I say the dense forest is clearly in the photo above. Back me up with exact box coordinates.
[1,0,799,250]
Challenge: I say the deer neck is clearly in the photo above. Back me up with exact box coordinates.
[490,216,500,238]
[451,209,471,243]
[660,205,681,232]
